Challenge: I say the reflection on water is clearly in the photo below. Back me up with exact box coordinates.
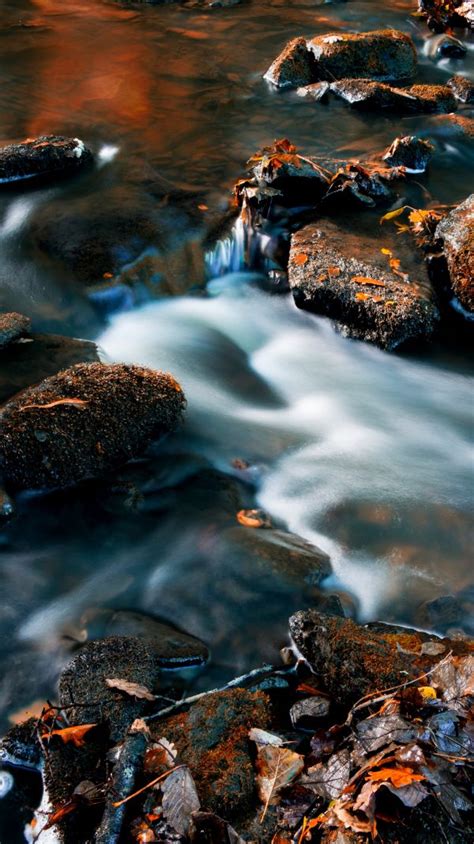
[0,0,472,724]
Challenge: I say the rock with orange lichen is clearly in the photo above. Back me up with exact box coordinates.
[0,362,185,491]
[155,688,271,820]
[436,194,474,313]
[0,312,31,349]
[0,136,92,186]
[289,610,473,707]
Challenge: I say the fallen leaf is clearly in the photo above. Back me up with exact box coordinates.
[351,276,385,287]
[20,398,89,411]
[102,272,114,279]
[236,509,271,528]
[368,765,425,788]
[255,744,304,819]
[294,253,309,266]
[44,801,78,829]
[145,738,178,772]
[355,292,370,301]
[302,749,350,800]
[420,642,446,657]
[249,727,284,747]
[105,678,155,701]
[327,266,341,276]
[161,766,201,837]
[380,206,407,224]
[198,204,208,211]
[417,685,437,701]
[43,724,96,748]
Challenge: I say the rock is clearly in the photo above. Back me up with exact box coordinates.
[321,164,393,209]
[264,37,317,89]
[330,79,457,113]
[59,636,175,741]
[289,696,331,729]
[457,1,474,26]
[0,362,185,490]
[416,595,467,635]
[0,312,30,349]
[447,75,474,104]
[288,610,473,707]
[0,332,99,405]
[431,113,474,140]
[265,30,417,89]
[307,30,417,82]
[288,218,439,350]
[153,688,270,819]
[383,136,434,173]
[435,194,474,312]
[296,81,330,101]
[424,34,467,59]
[0,136,92,186]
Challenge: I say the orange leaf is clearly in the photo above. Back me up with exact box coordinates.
[102,272,113,279]
[296,683,329,697]
[20,398,89,412]
[368,765,425,788]
[294,253,308,265]
[43,724,96,748]
[237,509,271,528]
[327,266,341,277]
[351,276,386,287]
[45,802,77,829]
[355,292,370,301]
[198,204,208,211]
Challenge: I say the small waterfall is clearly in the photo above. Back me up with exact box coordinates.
[205,215,272,279]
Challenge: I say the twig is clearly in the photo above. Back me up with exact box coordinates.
[112,765,184,808]
[95,730,148,844]
[145,664,294,722]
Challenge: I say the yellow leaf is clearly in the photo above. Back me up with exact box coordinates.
[418,686,437,701]
[380,206,407,224]
[381,248,392,256]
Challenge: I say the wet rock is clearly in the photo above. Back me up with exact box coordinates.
[330,79,457,113]
[264,37,317,89]
[59,636,175,740]
[431,113,474,139]
[288,610,473,707]
[0,312,30,349]
[435,194,474,312]
[383,135,434,173]
[296,81,330,101]
[321,164,393,209]
[447,75,474,104]
[417,0,473,31]
[154,688,271,819]
[0,362,185,491]
[457,1,474,26]
[0,136,92,186]
[0,332,99,405]
[424,34,467,59]
[288,218,439,350]
[265,30,417,89]
[416,595,467,635]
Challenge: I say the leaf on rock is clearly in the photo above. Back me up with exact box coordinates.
[20,398,88,412]
[236,509,271,528]
[249,727,284,747]
[430,654,474,706]
[367,766,425,788]
[105,678,155,701]
[255,744,304,816]
[161,766,201,837]
[355,714,418,755]
[145,737,178,772]
[294,253,309,266]
[43,724,97,747]
[420,642,446,657]
[351,276,386,287]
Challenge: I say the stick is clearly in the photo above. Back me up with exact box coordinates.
[145,664,294,723]
[95,730,148,844]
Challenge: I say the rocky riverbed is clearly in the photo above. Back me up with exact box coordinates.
[0,0,472,842]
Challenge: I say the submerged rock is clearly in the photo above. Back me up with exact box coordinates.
[330,79,457,113]
[0,362,185,491]
[289,609,473,707]
[0,312,30,349]
[383,135,434,173]
[0,136,92,186]
[155,688,270,819]
[435,194,474,312]
[447,74,474,104]
[288,218,439,349]
[265,30,417,88]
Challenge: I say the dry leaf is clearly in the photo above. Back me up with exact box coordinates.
[255,744,304,818]
[355,292,370,301]
[417,686,437,701]
[161,766,201,837]
[351,276,385,287]
[145,737,178,772]
[105,678,155,701]
[294,253,309,266]
[302,749,350,800]
[367,765,424,788]
[236,509,271,528]
[380,206,407,224]
[249,727,284,747]
[420,642,446,657]
[43,724,96,748]
[20,398,88,411]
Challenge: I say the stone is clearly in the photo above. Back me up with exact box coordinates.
[264,37,317,89]
[0,362,185,490]
[447,75,474,104]
[307,30,417,83]
[0,332,99,405]
[265,30,417,90]
[383,135,434,173]
[288,218,439,350]
[0,136,92,186]
[154,688,271,819]
[0,312,30,349]
[435,194,474,312]
[330,79,457,113]
[289,609,473,707]
[296,81,331,101]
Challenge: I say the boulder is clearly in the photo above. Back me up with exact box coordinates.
[383,135,434,173]
[0,362,185,490]
[154,688,271,819]
[0,136,92,186]
[435,194,474,312]
[330,79,457,113]
[265,30,417,89]
[288,218,439,349]
[447,75,474,104]
[289,609,473,707]
[0,312,31,349]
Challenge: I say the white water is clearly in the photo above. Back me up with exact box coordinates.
[99,276,473,621]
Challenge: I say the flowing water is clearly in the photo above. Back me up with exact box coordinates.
[0,0,473,729]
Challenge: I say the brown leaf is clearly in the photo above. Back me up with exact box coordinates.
[161,766,201,837]
[105,678,155,701]
[254,744,304,818]
[43,724,96,747]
